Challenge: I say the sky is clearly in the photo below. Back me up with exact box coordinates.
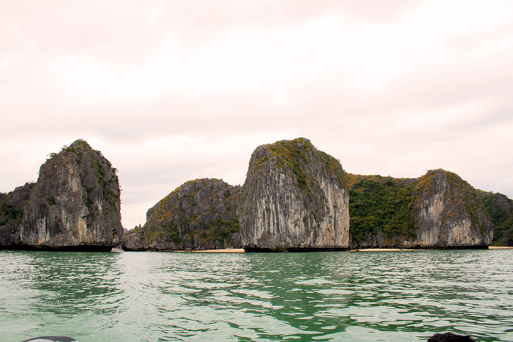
[1,0,513,229]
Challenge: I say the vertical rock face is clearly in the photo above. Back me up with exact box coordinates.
[0,139,123,250]
[123,178,241,250]
[479,192,513,246]
[412,169,492,248]
[239,138,349,251]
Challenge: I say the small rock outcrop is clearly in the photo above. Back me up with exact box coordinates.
[123,178,241,250]
[348,169,493,249]
[428,332,475,342]
[0,139,123,250]
[479,191,513,246]
[239,138,349,251]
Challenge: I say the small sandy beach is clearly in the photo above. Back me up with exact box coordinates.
[489,246,513,249]
[174,249,245,253]
[349,248,424,252]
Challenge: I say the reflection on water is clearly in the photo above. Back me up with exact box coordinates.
[1,250,512,342]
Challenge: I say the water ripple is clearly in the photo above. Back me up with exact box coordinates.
[1,249,513,341]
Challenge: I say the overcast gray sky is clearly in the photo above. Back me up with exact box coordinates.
[1,0,512,229]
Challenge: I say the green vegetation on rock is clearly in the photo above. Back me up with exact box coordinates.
[347,174,416,245]
[480,191,513,246]
[410,169,492,248]
[128,178,242,250]
[251,138,346,192]
[0,183,34,245]
[348,169,492,248]
[0,203,24,221]
[413,169,486,231]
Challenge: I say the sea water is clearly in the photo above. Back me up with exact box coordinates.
[1,249,512,342]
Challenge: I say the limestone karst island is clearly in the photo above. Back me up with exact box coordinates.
[1,138,512,251]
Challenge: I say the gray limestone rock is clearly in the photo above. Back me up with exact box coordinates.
[0,140,123,250]
[239,138,349,251]
[412,169,492,248]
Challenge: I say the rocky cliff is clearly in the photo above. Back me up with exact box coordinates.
[4,137,501,252]
[479,191,513,246]
[412,169,492,248]
[239,138,349,251]
[0,139,123,250]
[348,169,493,249]
[123,178,241,250]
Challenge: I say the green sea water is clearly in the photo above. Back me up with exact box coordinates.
[1,249,512,342]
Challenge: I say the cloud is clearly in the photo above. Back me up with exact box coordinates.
[1,0,512,228]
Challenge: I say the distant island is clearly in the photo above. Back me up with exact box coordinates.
[1,138,512,251]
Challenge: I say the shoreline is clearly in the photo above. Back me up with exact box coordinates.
[350,246,513,252]
[349,248,424,252]
[172,246,513,253]
[3,246,511,253]
[174,249,245,253]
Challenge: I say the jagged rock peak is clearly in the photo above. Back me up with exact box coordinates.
[240,137,350,251]
[1,139,124,250]
[123,178,241,251]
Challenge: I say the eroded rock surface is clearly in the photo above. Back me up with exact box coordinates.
[413,169,492,248]
[0,140,123,250]
[124,178,241,250]
[239,138,349,251]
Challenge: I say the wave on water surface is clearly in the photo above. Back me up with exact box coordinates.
[1,249,512,342]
